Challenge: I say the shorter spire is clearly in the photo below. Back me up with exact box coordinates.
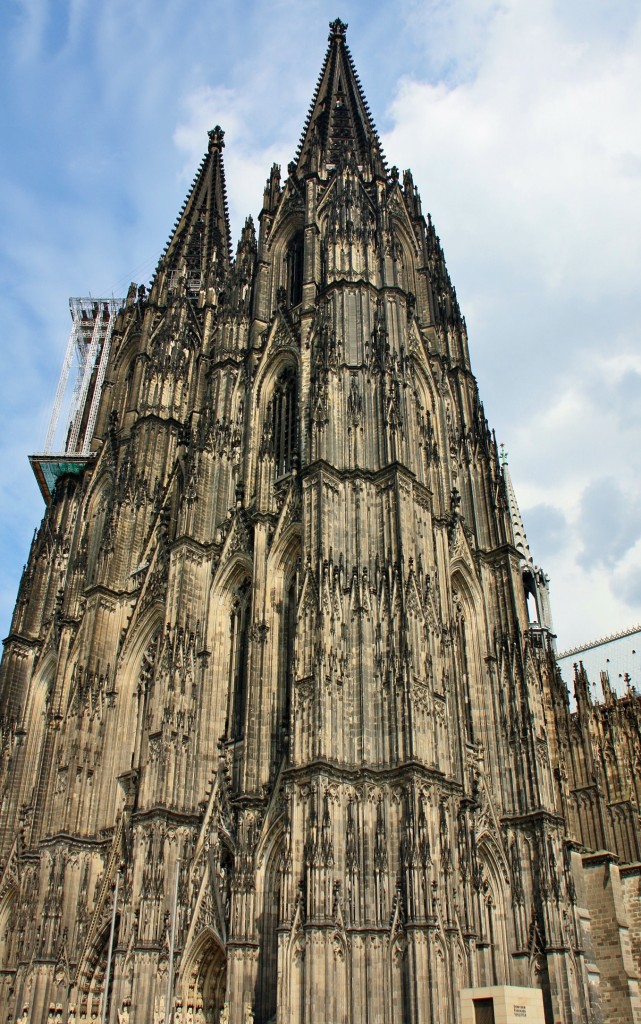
[151,126,231,302]
[208,125,225,151]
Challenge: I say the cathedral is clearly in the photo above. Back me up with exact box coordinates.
[1,19,641,1024]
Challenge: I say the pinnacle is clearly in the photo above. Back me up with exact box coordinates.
[501,454,534,566]
[329,17,348,40]
[208,125,225,151]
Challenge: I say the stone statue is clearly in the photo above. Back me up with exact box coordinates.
[117,1001,130,1024]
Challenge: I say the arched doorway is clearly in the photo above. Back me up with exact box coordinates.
[77,918,119,1023]
[181,929,227,1023]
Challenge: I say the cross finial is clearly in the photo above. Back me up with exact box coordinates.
[329,18,348,40]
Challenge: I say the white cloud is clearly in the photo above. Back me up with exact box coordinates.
[1,0,640,656]
[381,1,641,646]
[386,7,641,298]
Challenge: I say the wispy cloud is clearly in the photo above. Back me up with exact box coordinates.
[0,0,640,655]
[383,0,641,643]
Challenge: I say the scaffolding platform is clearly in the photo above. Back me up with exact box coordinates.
[30,296,123,502]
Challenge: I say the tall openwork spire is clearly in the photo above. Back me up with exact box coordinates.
[152,125,232,300]
[294,19,387,177]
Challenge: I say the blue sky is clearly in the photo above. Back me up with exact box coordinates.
[1,0,641,662]
[557,626,641,702]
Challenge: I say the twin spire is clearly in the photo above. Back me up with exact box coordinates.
[154,19,387,297]
[152,124,232,300]
[294,18,387,177]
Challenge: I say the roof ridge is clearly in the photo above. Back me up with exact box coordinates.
[558,624,641,660]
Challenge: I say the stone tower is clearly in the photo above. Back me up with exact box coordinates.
[1,19,639,1024]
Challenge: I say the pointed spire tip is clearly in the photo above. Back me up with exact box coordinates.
[329,18,348,40]
[208,126,225,152]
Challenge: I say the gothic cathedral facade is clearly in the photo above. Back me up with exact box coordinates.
[1,20,641,1024]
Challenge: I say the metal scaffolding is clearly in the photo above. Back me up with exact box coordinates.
[32,296,123,502]
[43,297,122,457]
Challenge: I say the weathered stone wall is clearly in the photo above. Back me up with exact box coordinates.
[622,866,641,1006]
[581,853,641,1024]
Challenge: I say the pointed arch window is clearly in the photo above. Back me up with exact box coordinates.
[86,483,114,585]
[281,568,299,738]
[228,580,251,741]
[522,569,539,624]
[125,356,138,413]
[456,608,475,744]
[272,368,298,479]
[285,231,304,307]
[0,890,16,972]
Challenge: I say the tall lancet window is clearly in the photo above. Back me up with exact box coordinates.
[282,573,298,730]
[456,608,475,744]
[272,369,298,479]
[522,569,539,624]
[286,231,304,307]
[228,581,251,741]
[272,564,299,772]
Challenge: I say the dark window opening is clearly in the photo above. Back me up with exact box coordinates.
[488,897,498,985]
[272,368,298,478]
[286,231,304,307]
[125,361,136,413]
[228,581,251,740]
[283,574,297,729]
[457,614,475,743]
[523,570,539,623]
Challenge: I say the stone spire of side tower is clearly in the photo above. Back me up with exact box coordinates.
[150,124,232,306]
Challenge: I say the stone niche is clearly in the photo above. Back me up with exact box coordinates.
[459,986,545,1024]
